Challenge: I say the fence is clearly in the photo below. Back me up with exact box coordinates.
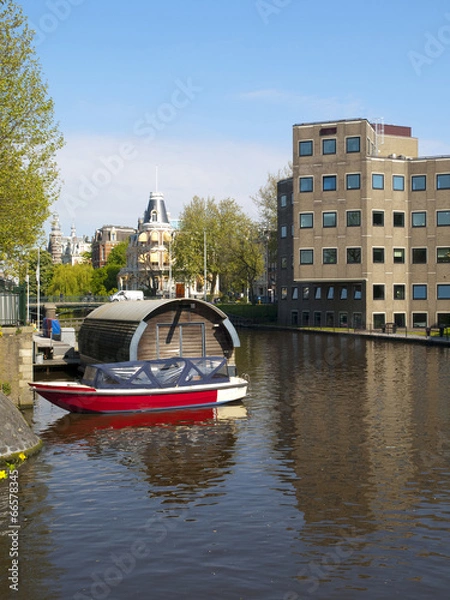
[0,293,20,326]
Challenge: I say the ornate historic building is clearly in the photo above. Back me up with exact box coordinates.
[47,214,92,265]
[91,225,136,269]
[118,191,175,296]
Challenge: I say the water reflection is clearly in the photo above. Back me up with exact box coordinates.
[40,404,248,504]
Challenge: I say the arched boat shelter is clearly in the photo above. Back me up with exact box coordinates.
[78,298,241,370]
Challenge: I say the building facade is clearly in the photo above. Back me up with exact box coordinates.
[278,118,450,330]
[47,214,92,265]
[91,225,136,269]
[118,191,175,296]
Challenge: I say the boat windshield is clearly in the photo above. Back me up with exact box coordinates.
[83,357,230,389]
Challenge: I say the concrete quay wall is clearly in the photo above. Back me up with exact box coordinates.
[0,326,34,408]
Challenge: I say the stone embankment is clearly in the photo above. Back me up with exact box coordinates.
[0,394,42,463]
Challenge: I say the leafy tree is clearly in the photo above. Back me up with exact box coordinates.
[47,263,93,297]
[0,0,64,267]
[173,197,265,301]
[251,163,292,232]
[90,240,128,295]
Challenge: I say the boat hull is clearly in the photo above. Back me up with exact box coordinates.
[29,378,248,414]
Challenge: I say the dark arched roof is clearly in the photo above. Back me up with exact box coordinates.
[78,298,240,366]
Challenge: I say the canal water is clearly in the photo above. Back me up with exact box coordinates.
[1,329,450,599]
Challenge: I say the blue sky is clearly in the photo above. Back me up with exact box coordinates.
[18,0,450,237]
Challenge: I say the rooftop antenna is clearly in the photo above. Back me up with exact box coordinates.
[374,117,384,156]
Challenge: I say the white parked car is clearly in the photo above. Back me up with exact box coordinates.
[109,290,144,302]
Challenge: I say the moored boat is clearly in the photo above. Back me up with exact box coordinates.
[29,356,248,414]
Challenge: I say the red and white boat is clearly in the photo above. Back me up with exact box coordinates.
[29,356,248,414]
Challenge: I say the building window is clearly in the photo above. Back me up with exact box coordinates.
[346,136,360,153]
[373,285,385,300]
[281,256,287,269]
[323,175,337,191]
[413,284,427,300]
[412,175,426,191]
[347,210,361,227]
[394,313,406,327]
[300,213,313,228]
[339,312,348,326]
[280,194,287,207]
[323,248,337,264]
[372,174,384,190]
[437,284,450,299]
[302,286,310,300]
[347,247,361,263]
[314,312,322,326]
[437,210,450,226]
[322,138,336,154]
[302,312,310,326]
[393,248,405,264]
[326,312,335,326]
[314,286,321,299]
[327,286,334,300]
[281,287,288,300]
[437,174,450,189]
[280,225,287,238]
[346,173,361,190]
[323,212,337,227]
[393,175,405,191]
[340,287,348,300]
[299,176,313,192]
[373,248,385,263]
[412,211,426,227]
[292,287,298,300]
[437,247,450,263]
[393,212,405,227]
[353,312,363,327]
[412,313,428,327]
[354,285,362,300]
[412,248,427,263]
[291,311,299,325]
[394,284,405,299]
[299,140,313,156]
[372,211,384,226]
[300,249,313,264]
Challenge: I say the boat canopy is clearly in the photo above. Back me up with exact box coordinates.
[82,356,230,390]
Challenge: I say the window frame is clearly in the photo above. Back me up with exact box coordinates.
[412,175,426,191]
[322,175,337,191]
[412,211,426,227]
[393,212,405,227]
[437,284,450,299]
[299,140,313,156]
[372,173,384,190]
[393,248,405,264]
[373,247,385,263]
[437,174,450,190]
[393,175,405,191]
[412,248,427,264]
[412,284,427,300]
[347,247,361,264]
[299,176,313,193]
[437,210,450,226]
[323,248,337,264]
[323,211,337,228]
[322,138,336,155]
[372,211,384,227]
[299,212,314,229]
[346,173,361,190]
[346,136,360,153]
[347,210,361,227]
[300,249,314,265]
